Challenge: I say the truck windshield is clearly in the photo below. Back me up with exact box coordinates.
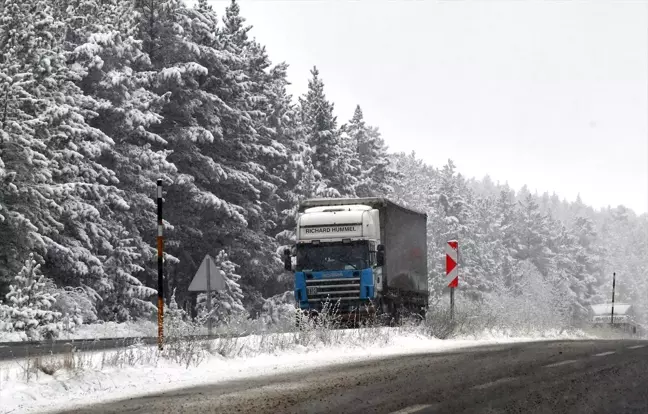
[296,241,370,272]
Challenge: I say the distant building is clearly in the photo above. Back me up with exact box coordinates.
[590,302,639,335]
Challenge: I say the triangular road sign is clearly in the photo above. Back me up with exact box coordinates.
[188,255,227,292]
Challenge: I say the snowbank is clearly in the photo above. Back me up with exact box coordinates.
[0,327,590,414]
[57,320,157,340]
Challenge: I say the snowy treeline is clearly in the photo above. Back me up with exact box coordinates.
[0,0,645,339]
[391,154,648,328]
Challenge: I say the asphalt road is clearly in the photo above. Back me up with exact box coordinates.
[57,339,648,414]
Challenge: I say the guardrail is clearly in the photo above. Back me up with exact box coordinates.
[0,333,248,361]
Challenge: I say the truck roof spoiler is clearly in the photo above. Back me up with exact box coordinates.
[299,197,427,217]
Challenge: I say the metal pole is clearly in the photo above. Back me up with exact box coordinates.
[450,288,455,321]
[610,272,616,325]
[157,179,164,350]
[451,241,458,321]
[206,256,212,336]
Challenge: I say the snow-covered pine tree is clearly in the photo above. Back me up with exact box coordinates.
[266,66,308,236]
[100,234,157,321]
[195,250,245,326]
[128,0,286,311]
[295,148,336,200]
[342,105,399,197]
[0,0,125,308]
[219,1,300,301]
[507,259,558,332]
[493,186,520,289]
[265,62,336,258]
[551,222,587,324]
[129,0,249,309]
[61,0,179,301]
[436,160,472,239]
[5,254,62,339]
[300,67,356,197]
[465,195,500,299]
[32,3,134,314]
[166,287,187,322]
[214,250,244,316]
[364,126,400,195]
[439,181,492,302]
[259,61,324,293]
[390,151,436,212]
[566,215,603,321]
[0,0,63,298]
[430,160,473,298]
[0,301,10,333]
[515,193,554,277]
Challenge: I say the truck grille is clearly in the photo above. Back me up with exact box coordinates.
[305,277,361,302]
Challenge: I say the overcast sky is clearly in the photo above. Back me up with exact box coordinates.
[201,0,648,214]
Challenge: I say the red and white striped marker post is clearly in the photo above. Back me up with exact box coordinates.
[446,240,459,320]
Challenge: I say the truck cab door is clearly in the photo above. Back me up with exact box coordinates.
[376,244,385,267]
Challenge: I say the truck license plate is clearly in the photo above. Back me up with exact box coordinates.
[307,286,317,296]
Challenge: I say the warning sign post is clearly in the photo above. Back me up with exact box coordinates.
[446,240,459,320]
[189,255,226,335]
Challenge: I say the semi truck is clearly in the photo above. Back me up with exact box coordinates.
[283,197,428,323]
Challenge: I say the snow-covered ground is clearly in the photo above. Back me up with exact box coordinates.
[0,327,591,414]
[56,320,158,340]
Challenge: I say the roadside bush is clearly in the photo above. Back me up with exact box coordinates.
[259,291,299,332]
[4,255,62,340]
[51,285,99,330]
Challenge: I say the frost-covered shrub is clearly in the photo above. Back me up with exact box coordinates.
[4,254,62,340]
[423,261,575,338]
[165,288,191,334]
[50,284,99,332]
[161,289,211,367]
[100,235,157,322]
[0,303,12,333]
[259,291,298,330]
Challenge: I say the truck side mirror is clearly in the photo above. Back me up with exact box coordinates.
[376,244,385,267]
[283,248,292,271]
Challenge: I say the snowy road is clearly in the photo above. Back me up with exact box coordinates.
[56,339,648,414]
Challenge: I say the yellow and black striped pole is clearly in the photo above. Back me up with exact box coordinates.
[157,179,164,350]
